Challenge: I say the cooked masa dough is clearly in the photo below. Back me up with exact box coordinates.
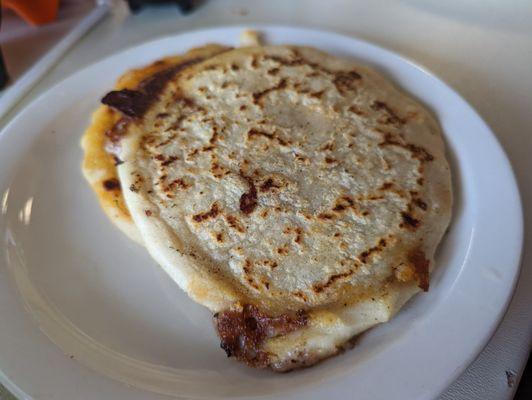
[81,44,231,243]
[103,45,452,370]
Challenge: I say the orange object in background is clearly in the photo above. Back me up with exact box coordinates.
[2,0,59,26]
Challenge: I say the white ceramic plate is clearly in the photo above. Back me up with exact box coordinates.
[0,26,523,400]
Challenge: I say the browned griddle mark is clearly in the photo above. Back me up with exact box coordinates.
[246,276,260,291]
[102,178,120,191]
[371,101,405,126]
[359,238,387,264]
[294,227,303,245]
[379,133,434,162]
[104,118,129,149]
[243,259,253,274]
[401,212,420,229]
[236,159,250,178]
[262,259,278,269]
[239,175,258,215]
[187,148,199,159]
[161,155,178,167]
[167,113,187,132]
[149,133,177,150]
[226,215,246,233]
[192,202,220,222]
[276,245,289,256]
[313,271,354,293]
[408,248,430,291]
[113,155,124,166]
[242,258,260,290]
[267,67,280,76]
[348,105,364,116]
[252,79,287,105]
[332,196,355,212]
[251,55,259,69]
[211,160,229,179]
[293,290,308,302]
[209,127,219,144]
[248,128,274,141]
[333,71,362,94]
[294,153,309,163]
[167,178,192,191]
[320,142,335,152]
[201,64,219,73]
[374,181,408,200]
[259,178,281,192]
[414,198,428,211]
[214,305,308,368]
[309,90,325,99]
[263,54,305,68]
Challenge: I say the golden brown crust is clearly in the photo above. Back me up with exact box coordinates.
[82,104,140,240]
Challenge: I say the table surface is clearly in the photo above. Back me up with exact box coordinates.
[1,1,531,399]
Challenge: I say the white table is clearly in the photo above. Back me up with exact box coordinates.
[2,1,531,398]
